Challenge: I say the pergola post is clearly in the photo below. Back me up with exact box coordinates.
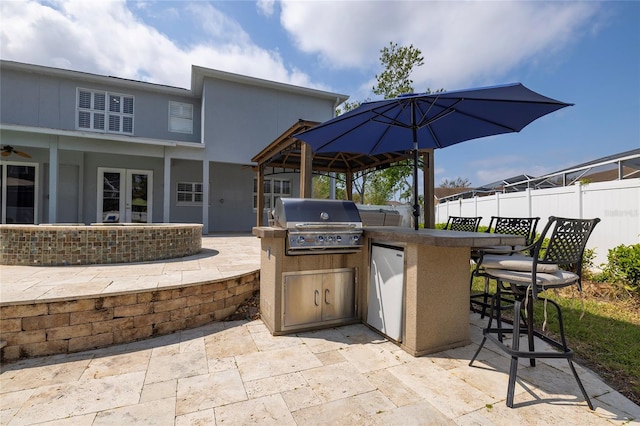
[422,150,435,229]
[300,142,313,198]
[346,171,353,200]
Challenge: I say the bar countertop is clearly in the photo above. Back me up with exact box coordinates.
[253,226,526,248]
[362,226,526,248]
[252,226,286,238]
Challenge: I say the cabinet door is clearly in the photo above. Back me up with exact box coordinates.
[283,273,322,327]
[322,269,355,322]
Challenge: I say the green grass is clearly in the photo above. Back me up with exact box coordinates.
[471,276,640,404]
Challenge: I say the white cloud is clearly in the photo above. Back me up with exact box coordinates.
[0,0,317,90]
[257,0,276,17]
[280,1,601,90]
[0,0,603,96]
[186,2,251,45]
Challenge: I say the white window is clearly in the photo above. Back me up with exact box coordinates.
[77,88,134,135]
[177,182,203,204]
[169,101,194,134]
[253,178,291,210]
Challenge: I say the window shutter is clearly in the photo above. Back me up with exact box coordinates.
[109,115,121,132]
[123,116,133,133]
[94,93,105,110]
[78,90,91,108]
[77,89,133,134]
[109,95,121,113]
[78,111,91,128]
[94,113,105,130]
[123,97,134,114]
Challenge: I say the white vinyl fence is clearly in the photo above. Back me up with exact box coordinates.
[435,179,640,267]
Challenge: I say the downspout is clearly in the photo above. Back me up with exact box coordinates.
[333,96,342,117]
[201,84,209,234]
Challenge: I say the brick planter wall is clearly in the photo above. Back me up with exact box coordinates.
[0,224,203,266]
[0,271,259,361]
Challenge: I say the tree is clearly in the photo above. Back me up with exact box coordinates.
[439,177,472,188]
[336,99,366,116]
[312,175,331,199]
[373,42,424,99]
[332,42,436,205]
[313,174,346,199]
[369,42,424,204]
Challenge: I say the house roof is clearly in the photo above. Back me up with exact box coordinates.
[0,60,349,104]
[0,60,193,96]
[251,119,413,174]
[190,66,348,102]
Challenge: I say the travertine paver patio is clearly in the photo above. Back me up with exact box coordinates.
[1,235,638,425]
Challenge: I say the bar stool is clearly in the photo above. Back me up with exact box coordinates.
[443,216,482,232]
[470,216,539,317]
[469,216,600,409]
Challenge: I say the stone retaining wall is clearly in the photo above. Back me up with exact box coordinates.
[0,272,259,361]
[0,224,203,266]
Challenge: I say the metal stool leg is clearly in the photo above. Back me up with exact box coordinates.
[469,292,500,366]
[506,297,522,408]
[553,297,594,410]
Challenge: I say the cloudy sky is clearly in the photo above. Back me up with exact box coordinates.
[1,0,638,187]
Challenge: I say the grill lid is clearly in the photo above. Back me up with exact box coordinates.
[274,198,362,229]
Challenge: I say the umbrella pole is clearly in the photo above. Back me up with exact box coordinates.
[412,145,420,230]
[412,102,420,231]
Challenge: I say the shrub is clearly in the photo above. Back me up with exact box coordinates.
[582,247,597,279]
[600,244,640,294]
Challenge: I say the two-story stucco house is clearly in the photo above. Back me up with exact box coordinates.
[0,61,347,233]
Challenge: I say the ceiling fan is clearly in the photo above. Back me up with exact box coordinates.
[1,145,32,158]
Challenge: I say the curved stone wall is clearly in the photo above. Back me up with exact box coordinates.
[0,224,203,266]
[0,271,260,360]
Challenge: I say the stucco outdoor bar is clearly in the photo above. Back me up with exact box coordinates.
[254,223,524,356]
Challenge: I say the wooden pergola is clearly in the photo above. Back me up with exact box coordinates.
[251,119,435,228]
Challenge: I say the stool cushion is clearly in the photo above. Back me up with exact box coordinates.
[485,268,579,287]
[477,245,528,254]
[480,254,559,273]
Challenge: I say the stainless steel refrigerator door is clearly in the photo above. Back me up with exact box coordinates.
[367,243,404,341]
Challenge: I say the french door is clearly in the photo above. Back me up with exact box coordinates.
[97,168,152,223]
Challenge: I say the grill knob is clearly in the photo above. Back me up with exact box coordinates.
[297,236,305,245]
[352,235,360,243]
[336,235,342,243]
[326,235,334,243]
[317,235,324,244]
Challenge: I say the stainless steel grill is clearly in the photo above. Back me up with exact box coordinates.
[273,198,363,255]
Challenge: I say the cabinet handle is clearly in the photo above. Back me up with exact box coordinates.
[314,290,319,306]
[325,288,330,304]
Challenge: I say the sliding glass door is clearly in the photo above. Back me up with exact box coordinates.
[1,163,38,224]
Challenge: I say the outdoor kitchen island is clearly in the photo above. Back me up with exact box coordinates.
[253,225,525,357]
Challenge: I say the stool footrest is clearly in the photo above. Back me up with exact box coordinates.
[483,327,574,359]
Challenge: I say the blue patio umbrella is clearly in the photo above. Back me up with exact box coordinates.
[295,83,572,230]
